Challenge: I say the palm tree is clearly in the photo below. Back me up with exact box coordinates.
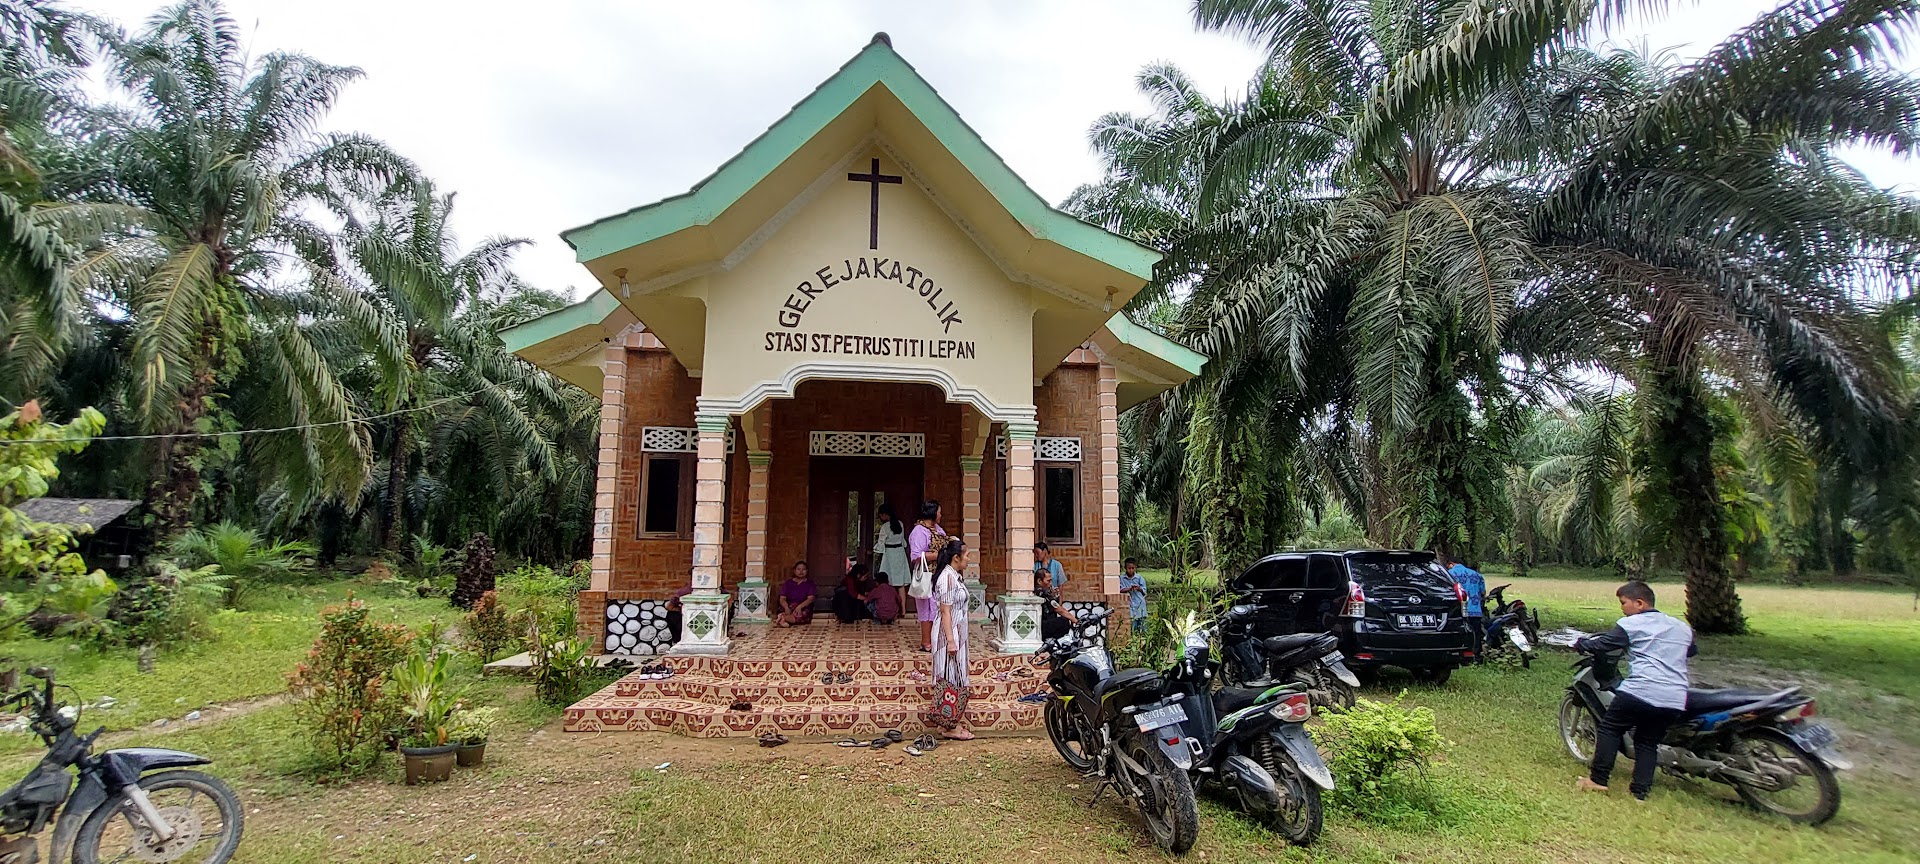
[0,0,98,402]
[50,0,412,534]
[1080,0,1916,632]
[312,181,573,551]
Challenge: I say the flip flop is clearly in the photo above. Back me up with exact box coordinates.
[1016,693,1048,704]
[870,737,891,749]
[912,734,938,752]
[835,738,863,747]
[820,673,835,684]
[836,672,854,684]
[904,745,925,756]
[758,732,788,748]
[884,729,904,742]
[729,701,753,712]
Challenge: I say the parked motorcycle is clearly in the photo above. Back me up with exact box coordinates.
[1161,617,1334,846]
[0,667,244,863]
[1038,610,1200,854]
[1480,584,1539,667]
[1216,606,1360,710]
[1558,645,1845,824]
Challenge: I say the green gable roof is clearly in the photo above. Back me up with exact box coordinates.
[561,34,1160,280]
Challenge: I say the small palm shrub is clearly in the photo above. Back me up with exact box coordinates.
[166,522,312,608]
[287,600,412,770]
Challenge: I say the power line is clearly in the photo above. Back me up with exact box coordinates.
[1,390,482,445]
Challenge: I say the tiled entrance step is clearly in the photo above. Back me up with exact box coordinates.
[564,623,1050,738]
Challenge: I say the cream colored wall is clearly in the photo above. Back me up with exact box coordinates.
[694,150,1037,419]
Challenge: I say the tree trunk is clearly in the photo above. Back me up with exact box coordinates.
[1826,470,1856,576]
[1642,365,1746,634]
[382,417,410,553]
[147,321,220,538]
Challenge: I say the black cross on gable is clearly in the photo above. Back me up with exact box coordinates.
[847,157,902,250]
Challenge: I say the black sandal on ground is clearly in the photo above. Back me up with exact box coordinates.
[728,701,753,712]
[758,732,788,747]
[834,737,863,747]
[884,729,904,742]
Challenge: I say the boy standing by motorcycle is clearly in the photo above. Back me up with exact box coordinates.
[1575,581,1697,800]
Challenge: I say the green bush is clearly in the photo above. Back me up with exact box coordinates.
[111,561,231,647]
[1311,694,1449,809]
[286,600,412,770]
[462,590,518,662]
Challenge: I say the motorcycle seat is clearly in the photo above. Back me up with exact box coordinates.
[1095,668,1165,701]
[1261,633,1332,655]
[1213,686,1275,716]
[1684,686,1796,715]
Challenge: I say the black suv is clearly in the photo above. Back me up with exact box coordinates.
[1226,550,1473,684]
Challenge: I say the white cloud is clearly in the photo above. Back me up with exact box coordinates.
[75,0,1919,297]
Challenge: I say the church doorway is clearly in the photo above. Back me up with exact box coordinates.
[804,456,924,606]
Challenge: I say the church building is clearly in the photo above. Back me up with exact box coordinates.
[504,34,1203,736]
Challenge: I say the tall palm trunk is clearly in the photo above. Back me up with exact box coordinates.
[147,315,221,537]
[382,414,409,553]
[1640,364,1746,634]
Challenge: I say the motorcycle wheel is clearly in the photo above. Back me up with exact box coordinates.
[1558,693,1598,763]
[1320,671,1357,711]
[1124,737,1199,854]
[1257,737,1324,846]
[1410,665,1452,686]
[1045,697,1096,772]
[75,769,244,864]
[1728,727,1841,825]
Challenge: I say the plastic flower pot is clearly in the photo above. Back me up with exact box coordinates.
[455,741,487,768]
[400,744,457,785]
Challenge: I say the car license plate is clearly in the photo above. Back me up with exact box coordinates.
[1790,722,1837,752]
[1395,613,1440,630]
[1135,703,1187,732]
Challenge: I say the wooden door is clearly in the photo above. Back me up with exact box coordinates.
[806,457,924,608]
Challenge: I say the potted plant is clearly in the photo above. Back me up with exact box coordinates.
[392,647,461,785]
[449,706,499,767]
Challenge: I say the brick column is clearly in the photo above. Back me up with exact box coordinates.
[959,455,986,621]
[734,450,772,623]
[673,412,733,655]
[580,342,626,650]
[995,421,1042,652]
[1098,364,1123,597]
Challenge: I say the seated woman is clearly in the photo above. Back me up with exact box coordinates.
[1035,580,1079,640]
[775,561,815,627]
[868,570,900,624]
[833,563,876,624]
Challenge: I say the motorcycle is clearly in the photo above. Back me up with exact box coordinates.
[0,667,244,863]
[1161,616,1334,846]
[1217,605,1360,710]
[1558,644,1845,824]
[1038,610,1201,854]
[1480,584,1539,667]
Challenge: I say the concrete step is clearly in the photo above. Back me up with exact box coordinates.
[608,670,1045,704]
[563,693,1046,738]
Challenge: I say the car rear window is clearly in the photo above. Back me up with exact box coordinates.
[1347,557,1451,590]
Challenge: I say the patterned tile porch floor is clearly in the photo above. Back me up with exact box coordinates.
[566,620,1050,738]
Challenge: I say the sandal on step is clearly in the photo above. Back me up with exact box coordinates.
[836,671,854,684]
[1016,692,1048,704]
[728,701,753,712]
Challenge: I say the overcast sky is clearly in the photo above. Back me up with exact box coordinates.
[75,0,1920,298]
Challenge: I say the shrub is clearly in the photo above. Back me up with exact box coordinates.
[525,607,623,705]
[1112,580,1222,669]
[1311,694,1449,809]
[463,590,517,662]
[287,600,412,770]
[111,562,230,647]
[499,561,588,623]
[166,522,312,608]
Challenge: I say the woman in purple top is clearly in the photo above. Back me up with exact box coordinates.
[775,561,815,627]
[907,500,947,651]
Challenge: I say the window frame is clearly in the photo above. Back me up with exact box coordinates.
[638,453,694,539]
[1037,460,1082,546]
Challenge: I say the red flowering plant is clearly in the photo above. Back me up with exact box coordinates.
[287,598,411,770]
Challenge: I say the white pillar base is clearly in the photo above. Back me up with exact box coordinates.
[733,579,770,624]
[670,593,732,655]
[965,578,988,623]
[992,594,1044,655]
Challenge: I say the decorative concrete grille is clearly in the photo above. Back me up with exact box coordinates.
[993,435,1083,462]
[808,431,926,458]
[986,599,1110,645]
[603,599,677,655]
[640,426,735,453]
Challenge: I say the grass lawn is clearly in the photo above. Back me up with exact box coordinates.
[0,571,1914,863]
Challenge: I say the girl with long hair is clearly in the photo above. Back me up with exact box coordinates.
[930,537,973,740]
